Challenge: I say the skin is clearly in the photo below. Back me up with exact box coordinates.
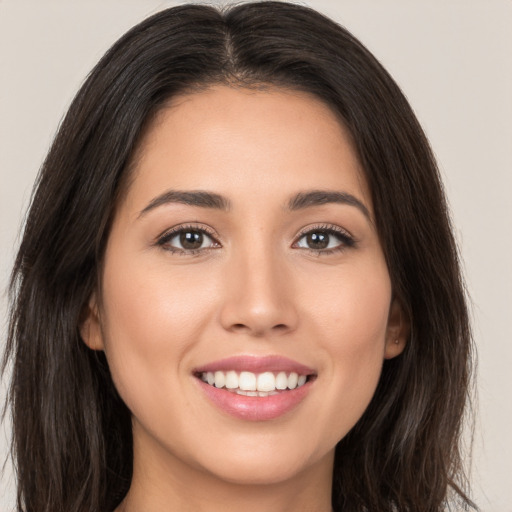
[81,86,407,512]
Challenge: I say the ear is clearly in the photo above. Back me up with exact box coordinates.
[384,298,409,359]
[79,293,105,351]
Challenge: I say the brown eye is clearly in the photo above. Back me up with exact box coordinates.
[158,228,218,253]
[295,227,355,252]
[180,231,204,249]
[297,230,339,250]
[305,232,329,249]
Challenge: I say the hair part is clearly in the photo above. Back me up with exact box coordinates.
[3,2,476,511]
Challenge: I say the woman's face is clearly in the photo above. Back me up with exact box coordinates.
[82,86,405,489]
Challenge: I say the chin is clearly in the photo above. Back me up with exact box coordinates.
[199,453,316,487]
[183,431,334,488]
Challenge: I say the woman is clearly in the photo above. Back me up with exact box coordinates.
[3,2,476,511]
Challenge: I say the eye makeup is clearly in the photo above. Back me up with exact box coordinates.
[155,223,221,256]
[293,223,357,256]
[154,221,357,257]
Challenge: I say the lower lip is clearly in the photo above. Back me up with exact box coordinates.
[196,378,313,421]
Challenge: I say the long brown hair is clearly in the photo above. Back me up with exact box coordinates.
[3,2,476,511]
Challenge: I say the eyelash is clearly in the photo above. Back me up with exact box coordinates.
[155,223,356,256]
[155,224,220,256]
[293,224,356,256]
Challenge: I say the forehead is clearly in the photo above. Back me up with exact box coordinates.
[124,85,371,213]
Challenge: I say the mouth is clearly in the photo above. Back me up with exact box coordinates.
[193,355,317,421]
[196,370,313,397]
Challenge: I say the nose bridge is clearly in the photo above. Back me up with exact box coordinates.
[219,236,298,336]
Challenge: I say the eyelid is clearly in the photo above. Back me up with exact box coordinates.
[293,223,357,253]
[294,223,354,240]
[155,223,221,253]
[153,222,356,256]
[155,223,219,241]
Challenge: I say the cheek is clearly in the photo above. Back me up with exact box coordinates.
[98,252,219,407]
[304,256,391,347]
[301,260,391,437]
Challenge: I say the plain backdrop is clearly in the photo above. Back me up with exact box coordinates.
[1,1,511,510]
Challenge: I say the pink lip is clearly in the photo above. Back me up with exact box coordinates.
[194,355,316,375]
[193,355,316,421]
[196,379,314,421]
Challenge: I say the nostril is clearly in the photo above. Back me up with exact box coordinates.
[228,322,292,336]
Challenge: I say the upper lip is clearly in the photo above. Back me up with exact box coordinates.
[193,355,316,375]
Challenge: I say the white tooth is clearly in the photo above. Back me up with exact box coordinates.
[225,371,238,389]
[206,372,215,385]
[236,389,248,396]
[297,375,307,387]
[239,371,257,391]
[257,372,276,392]
[287,372,299,389]
[214,371,225,388]
[275,372,288,390]
[246,391,258,396]
[201,373,208,382]
[258,391,270,397]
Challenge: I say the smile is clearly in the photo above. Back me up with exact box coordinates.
[199,370,309,396]
[194,355,316,421]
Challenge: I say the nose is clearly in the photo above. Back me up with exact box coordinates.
[218,247,299,338]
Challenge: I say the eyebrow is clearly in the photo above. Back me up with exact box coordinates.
[138,190,231,217]
[138,188,370,220]
[288,190,371,220]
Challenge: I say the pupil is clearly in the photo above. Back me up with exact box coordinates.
[180,231,203,249]
[307,232,329,249]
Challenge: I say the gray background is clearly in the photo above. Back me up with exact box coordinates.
[1,1,511,510]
